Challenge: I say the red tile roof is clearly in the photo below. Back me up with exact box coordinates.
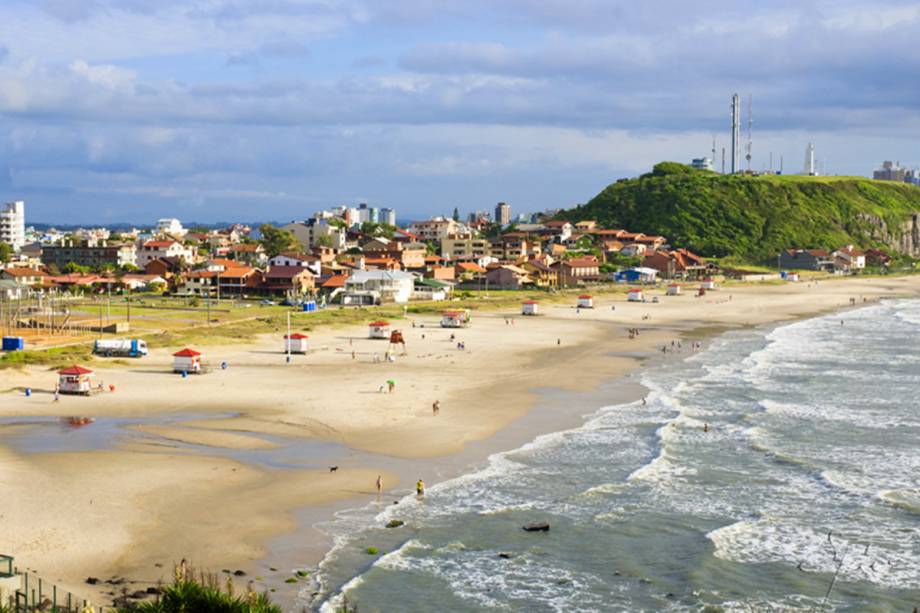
[59,365,94,375]
[284,333,309,340]
[369,321,390,327]
[173,348,201,357]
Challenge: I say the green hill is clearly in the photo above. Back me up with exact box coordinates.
[564,162,920,262]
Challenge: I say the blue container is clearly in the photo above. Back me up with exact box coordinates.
[2,337,24,351]
[302,301,317,312]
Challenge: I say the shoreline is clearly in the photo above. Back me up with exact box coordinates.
[1,276,919,608]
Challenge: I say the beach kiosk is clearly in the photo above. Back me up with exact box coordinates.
[787,272,800,282]
[700,277,717,291]
[521,300,539,316]
[627,288,644,302]
[577,295,594,309]
[58,365,95,395]
[440,310,470,328]
[666,284,682,296]
[284,332,309,354]
[369,321,390,339]
[173,348,203,374]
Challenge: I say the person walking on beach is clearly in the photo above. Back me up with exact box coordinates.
[53,388,60,403]
[388,380,396,393]
[376,475,383,497]
[416,479,425,497]
[432,400,440,416]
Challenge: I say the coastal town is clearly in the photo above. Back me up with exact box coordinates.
[0,198,885,315]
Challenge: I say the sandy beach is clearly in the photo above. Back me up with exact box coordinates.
[2,275,919,606]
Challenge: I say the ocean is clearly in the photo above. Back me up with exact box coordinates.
[304,300,920,612]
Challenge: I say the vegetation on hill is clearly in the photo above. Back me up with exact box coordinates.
[563,162,920,261]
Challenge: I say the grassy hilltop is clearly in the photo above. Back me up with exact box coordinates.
[564,162,920,262]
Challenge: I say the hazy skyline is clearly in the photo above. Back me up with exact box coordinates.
[2,0,920,223]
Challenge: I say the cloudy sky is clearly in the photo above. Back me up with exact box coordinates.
[1,0,919,224]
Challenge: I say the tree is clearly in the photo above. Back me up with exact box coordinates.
[258,224,299,257]
[452,207,460,222]
[315,234,334,248]
[0,242,11,263]
[64,261,90,274]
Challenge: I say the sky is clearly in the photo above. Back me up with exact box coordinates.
[2,0,920,224]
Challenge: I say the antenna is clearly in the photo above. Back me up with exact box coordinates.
[731,94,741,173]
[780,155,784,174]
[745,94,753,171]
[712,136,717,166]
[769,152,773,173]
[721,147,726,174]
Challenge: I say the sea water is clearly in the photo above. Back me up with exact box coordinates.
[306,300,920,612]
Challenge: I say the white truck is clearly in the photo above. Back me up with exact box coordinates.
[93,338,148,358]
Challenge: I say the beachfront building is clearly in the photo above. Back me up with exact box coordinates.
[268,252,321,275]
[368,321,390,339]
[833,246,866,273]
[343,270,415,304]
[521,300,539,315]
[485,264,533,290]
[58,365,95,395]
[779,249,834,272]
[260,266,315,298]
[627,288,644,302]
[553,256,602,287]
[577,295,594,308]
[440,310,470,328]
[284,333,309,354]
[173,348,203,373]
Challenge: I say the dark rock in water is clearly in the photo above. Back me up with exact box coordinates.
[522,522,550,532]
[497,552,514,559]
[85,577,99,585]
[233,570,246,577]
[154,563,163,568]
[146,587,161,595]
[639,577,652,584]
[107,577,125,585]
[385,519,405,528]
[665,592,675,599]
[221,569,231,574]
[131,590,148,599]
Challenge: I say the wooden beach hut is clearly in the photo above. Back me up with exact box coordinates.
[521,301,539,316]
[627,288,644,302]
[58,365,95,395]
[666,284,682,296]
[440,310,470,328]
[577,295,594,309]
[369,321,390,339]
[700,277,717,290]
[173,348,203,373]
[284,333,309,354]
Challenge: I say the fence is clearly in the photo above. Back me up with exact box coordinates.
[0,558,117,613]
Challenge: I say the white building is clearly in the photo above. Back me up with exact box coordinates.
[1,201,26,251]
[157,218,186,237]
[138,239,195,267]
[343,270,415,304]
[690,157,715,171]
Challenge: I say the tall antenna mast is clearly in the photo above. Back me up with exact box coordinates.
[712,136,717,166]
[731,94,741,174]
[721,147,726,174]
[745,94,753,172]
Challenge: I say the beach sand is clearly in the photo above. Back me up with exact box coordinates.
[1,275,918,606]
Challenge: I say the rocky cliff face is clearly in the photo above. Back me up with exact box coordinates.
[860,212,920,256]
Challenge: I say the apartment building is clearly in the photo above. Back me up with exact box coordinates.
[1,201,26,250]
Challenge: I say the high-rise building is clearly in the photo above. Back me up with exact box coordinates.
[494,202,511,226]
[0,200,25,251]
[380,208,396,226]
[873,160,914,183]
